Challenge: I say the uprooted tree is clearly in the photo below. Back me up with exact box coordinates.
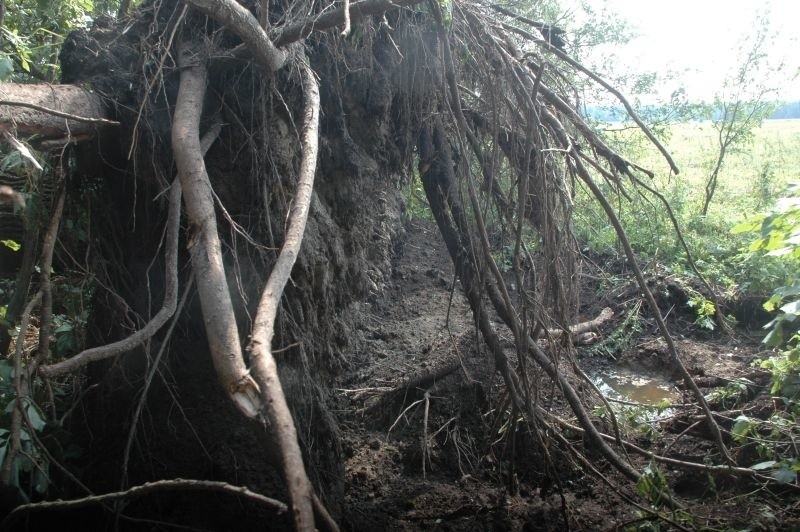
[0,0,777,529]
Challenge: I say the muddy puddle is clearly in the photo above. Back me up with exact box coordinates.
[593,368,680,406]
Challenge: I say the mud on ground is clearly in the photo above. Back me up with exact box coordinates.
[334,219,799,531]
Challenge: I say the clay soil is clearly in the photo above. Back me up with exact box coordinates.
[333,219,800,531]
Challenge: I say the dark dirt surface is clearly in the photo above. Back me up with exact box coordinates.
[333,220,800,531]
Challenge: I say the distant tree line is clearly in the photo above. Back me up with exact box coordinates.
[770,101,800,119]
[584,100,800,123]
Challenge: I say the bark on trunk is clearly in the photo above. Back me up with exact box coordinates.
[0,83,113,139]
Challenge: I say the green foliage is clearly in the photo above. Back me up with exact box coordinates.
[686,295,716,330]
[724,187,800,485]
[594,399,671,440]
[758,343,800,399]
[732,413,800,484]
[1,239,21,251]
[735,184,800,400]
[0,0,120,81]
[436,0,453,28]
[403,175,433,222]
[573,118,800,298]
[52,310,89,358]
[704,378,753,409]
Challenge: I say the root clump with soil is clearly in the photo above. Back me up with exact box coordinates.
[0,0,798,530]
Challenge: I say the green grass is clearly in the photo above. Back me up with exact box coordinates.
[646,119,800,212]
[573,119,800,293]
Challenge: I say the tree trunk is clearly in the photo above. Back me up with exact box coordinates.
[0,83,112,139]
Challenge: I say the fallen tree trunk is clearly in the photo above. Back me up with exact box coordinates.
[0,83,116,139]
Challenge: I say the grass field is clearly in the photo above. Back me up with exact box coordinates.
[622,118,800,214]
[573,118,800,290]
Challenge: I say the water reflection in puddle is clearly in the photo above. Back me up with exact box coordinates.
[593,369,680,405]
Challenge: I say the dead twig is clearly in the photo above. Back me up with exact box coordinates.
[422,389,431,479]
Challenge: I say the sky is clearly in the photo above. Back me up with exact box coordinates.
[564,0,800,103]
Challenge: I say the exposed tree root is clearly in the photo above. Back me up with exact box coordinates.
[1,0,770,527]
[169,37,325,528]
[419,119,640,482]
[40,179,182,376]
[428,5,642,483]
[246,54,320,532]
[0,478,288,531]
[2,175,65,488]
[572,158,733,464]
[172,43,261,418]
[181,0,286,71]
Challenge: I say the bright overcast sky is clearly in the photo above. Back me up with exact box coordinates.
[569,0,800,102]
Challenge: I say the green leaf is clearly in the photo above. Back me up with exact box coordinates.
[763,327,783,347]
[0,359,13,382]
[731,218,763,234]
[732,416,755,440]
[763,294,782,312]
[1,240,21,251]
[776,285,800,298]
